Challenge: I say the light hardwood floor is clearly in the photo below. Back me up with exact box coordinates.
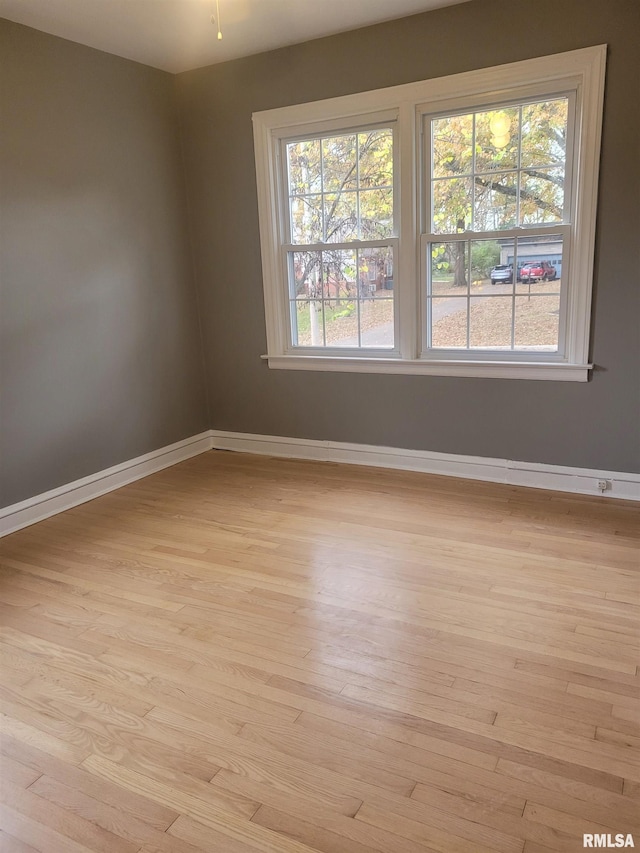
[0,450,639,853]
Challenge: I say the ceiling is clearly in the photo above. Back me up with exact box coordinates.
[0,0,469,74]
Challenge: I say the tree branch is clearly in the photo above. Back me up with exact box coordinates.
[441,157,562,219]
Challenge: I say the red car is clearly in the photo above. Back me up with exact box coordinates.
[519,261,557,282]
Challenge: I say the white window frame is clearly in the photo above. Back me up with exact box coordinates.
[253,46,606,381]
[279,117,400,354]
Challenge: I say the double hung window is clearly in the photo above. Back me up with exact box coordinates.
[424,96,571,355]
[253,47,606,380]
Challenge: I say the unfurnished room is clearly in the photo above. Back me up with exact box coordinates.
[0,1,639,851]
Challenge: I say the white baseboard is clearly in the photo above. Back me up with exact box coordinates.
[2,428,637,538]
[210,430,640,502]
[0,432,214,538]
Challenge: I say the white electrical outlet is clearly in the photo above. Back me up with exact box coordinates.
[597,479,612,492]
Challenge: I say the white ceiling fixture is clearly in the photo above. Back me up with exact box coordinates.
[211,0,223,42]
[0,0,470,74]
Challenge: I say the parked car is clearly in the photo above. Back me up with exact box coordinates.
[490,264,513,284]
[519,261,557,282]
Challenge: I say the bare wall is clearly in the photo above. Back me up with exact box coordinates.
[177,0,640,473]
[0,20,208,507]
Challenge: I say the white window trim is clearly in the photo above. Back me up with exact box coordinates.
[253,46,606,381]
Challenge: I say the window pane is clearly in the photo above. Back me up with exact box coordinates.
[290,251,321,299]
[358,247,393,296]
[324,193,357,242]
[516,237,563,291]
[290,195,322,244]
[469,296,513,348]
[432,178,472,234]
[432,113,473,178]
[358,129,393,188]
[359,299,394,347]
[324,300,359,347]
[430,241,468,295]
[520,167,565,224]
[514,295,560,350]
[521,98,568,169]
[471,239,504,288]
[291,299,323,347]
[359,188,393,239]
[287,139,321,195]
[322,134,357,193]
[323,249,357,301]
[473,172,517,231]
[488,238,515,290]
[431,297,468,348]
[358,247,394,347]
[475,107,520,173]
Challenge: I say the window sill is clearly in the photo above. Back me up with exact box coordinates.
[262,354,592,381]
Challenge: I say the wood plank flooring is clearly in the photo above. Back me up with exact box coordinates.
[0,450,638,852]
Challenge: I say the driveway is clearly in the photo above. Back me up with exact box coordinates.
[331,282,513,347]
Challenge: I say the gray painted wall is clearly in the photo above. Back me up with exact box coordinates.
[177,0,640,474]
[1,21,208,507]
[2,1,638,513]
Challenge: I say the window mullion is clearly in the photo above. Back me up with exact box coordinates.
[319,138,325,242]
[277,144,294,352]
[471,112,476,232]
[397,101,418,360]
